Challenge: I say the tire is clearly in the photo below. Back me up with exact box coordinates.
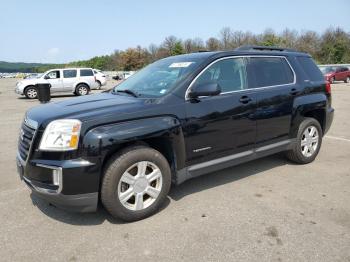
[345,77,350,83]
[75,84,90,96]
[330,77,335,84]
[96,81,102,90]
[101,146,171,222]
[24,86,38,99]
[285,118,323,164]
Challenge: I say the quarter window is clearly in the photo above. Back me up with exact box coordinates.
[296,57,323,82]
[193,58,247,93]
[80,69,93,77]
[63,69,77,78]
[249,57,294,87]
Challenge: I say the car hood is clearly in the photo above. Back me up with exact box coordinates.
[18,78,43,86]
[26,92,151,129]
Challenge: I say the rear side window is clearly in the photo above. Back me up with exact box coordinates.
[249,57,294,87]
[296,57,324,82]
[63,69,77,78]
[80,69,93,77]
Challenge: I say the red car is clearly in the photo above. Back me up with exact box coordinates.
[320,66,350,83]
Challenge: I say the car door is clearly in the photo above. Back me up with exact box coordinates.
[44,70,63,92]
[62,69,77,91]
[183,57,257,166]
[334,67,343,81]
[246,56,297,148]
[339,67,348,81]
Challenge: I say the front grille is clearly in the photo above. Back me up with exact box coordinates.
[18,122,36,161]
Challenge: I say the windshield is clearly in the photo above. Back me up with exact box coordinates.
[113,56,205,97]
[320,67,335,74]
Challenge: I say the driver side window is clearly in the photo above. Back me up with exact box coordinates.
[46,70,60,79]
[194,58,247,93]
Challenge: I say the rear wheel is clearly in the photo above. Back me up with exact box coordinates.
[25,86,38,99]
[345,77,350,83]
[101,146,171,222]
[330,77,335,84]
[75,84,89,96]
[285,118,322,164]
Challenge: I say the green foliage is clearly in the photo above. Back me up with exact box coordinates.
[171,42,185,55]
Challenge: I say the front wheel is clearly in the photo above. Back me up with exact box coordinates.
[25,86,38,99]
[285,118,322,164]
[101,146,171,221]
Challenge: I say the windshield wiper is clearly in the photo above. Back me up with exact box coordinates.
[115,89,139,97]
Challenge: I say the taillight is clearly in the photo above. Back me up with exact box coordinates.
[325,81,331,94]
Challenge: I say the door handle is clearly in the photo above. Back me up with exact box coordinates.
[239,95,252,104]
[290,88,299,96]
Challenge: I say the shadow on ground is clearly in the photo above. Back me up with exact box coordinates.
[30,153,291,225]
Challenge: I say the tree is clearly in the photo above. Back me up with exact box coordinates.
[171,42,185,55]
[220,27,233,50]
[318,27,350,64]
[206,37,221,51]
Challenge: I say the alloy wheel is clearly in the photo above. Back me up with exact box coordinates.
[117,161,162,211]
[301,125,319,157]
[78,86,88,95]
[27,88,37,98]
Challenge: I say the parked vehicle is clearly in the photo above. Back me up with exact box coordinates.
[24,73,42,79]
[112,74,122,80]
[93,69,107,89]
[15,68,98,99]
[320,66,350,83]
[17,46,334,221]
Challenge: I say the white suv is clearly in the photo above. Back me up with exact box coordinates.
[15,68,98,99]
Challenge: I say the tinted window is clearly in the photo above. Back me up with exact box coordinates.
[80,69,93,77]
[63,69,77,78]
[297,57,324,81]
[249,57,294,87]
[194,58,247,93]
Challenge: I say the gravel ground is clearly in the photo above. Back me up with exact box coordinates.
[0,78,349,262]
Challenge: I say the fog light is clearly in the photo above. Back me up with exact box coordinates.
[52,169,60,186]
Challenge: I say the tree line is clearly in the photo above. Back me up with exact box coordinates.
[36,27,350,72]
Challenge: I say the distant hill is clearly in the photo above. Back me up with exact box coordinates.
[0,61,62,73]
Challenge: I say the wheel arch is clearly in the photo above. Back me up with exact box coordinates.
[75,82,90,90]
[291,93,327,137]
[83,116,186,184]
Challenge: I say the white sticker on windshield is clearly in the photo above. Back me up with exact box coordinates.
[169,62,193,68]
[160,89,167,94]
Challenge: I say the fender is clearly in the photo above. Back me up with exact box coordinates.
[82,115,186,171]
[291,93,327,136]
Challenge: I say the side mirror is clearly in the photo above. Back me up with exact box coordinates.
[44,75,49,79]
[188,82,221,99]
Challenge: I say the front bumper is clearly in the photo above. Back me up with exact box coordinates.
[15,87,24,95]
[17,154,99,212]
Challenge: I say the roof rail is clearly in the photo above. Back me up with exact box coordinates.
[235,45,297,52]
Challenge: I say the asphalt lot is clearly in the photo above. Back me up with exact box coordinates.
[0,78,349,262]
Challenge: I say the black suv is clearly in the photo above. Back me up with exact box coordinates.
[16,46,334,221]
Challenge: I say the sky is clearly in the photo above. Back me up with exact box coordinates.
[1,0,349,63]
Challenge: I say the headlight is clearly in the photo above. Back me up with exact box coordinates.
[39,119,82,151]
